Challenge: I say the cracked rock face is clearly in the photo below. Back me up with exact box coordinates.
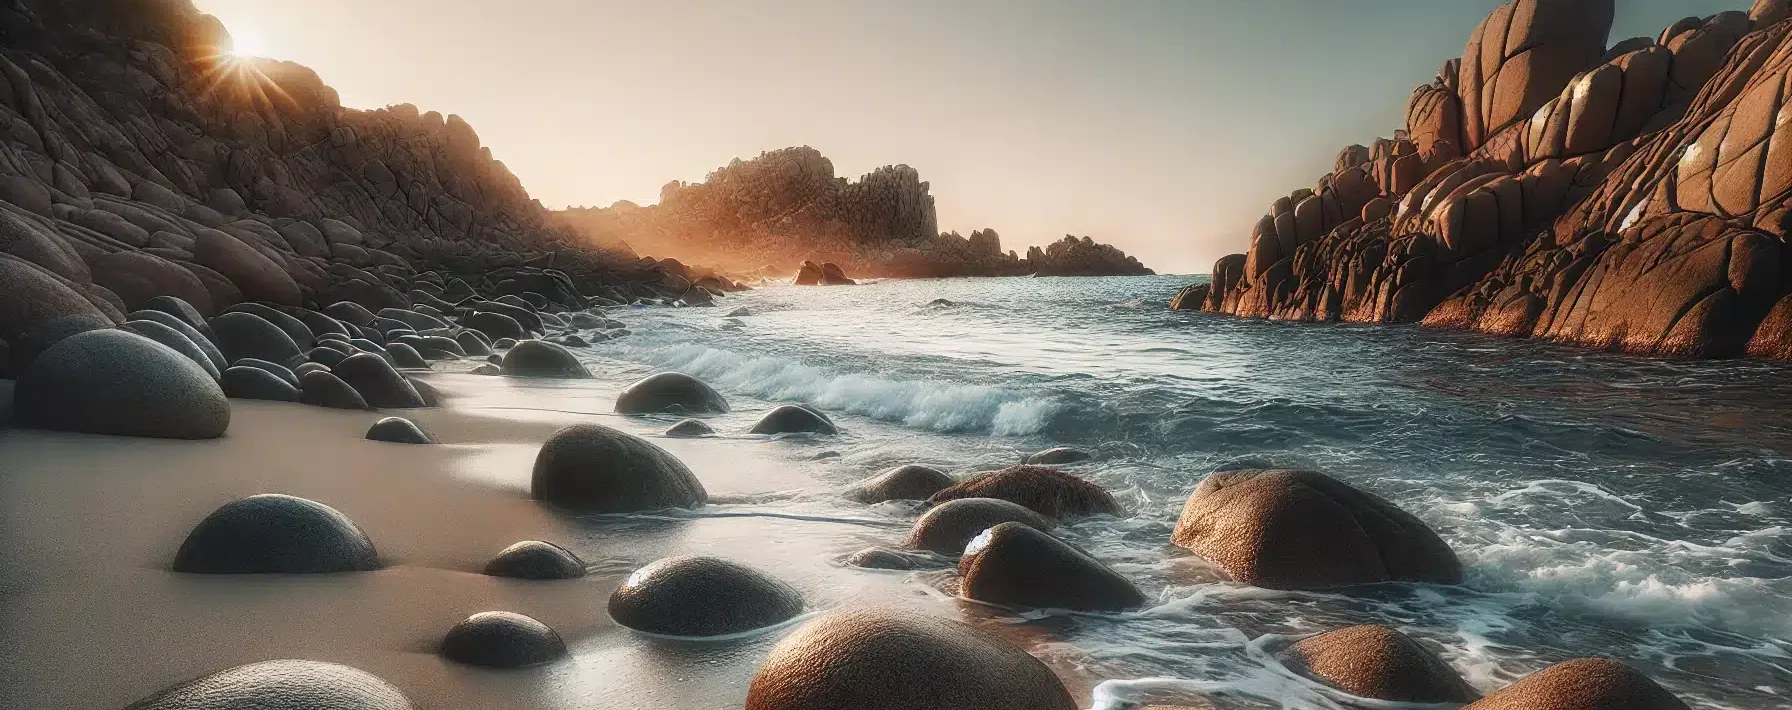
[1193,0,1792,360]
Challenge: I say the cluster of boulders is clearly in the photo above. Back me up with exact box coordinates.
[1179,0,1792,360]
[553,147,1154,280]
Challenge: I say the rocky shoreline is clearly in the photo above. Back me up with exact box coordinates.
[1176,0,1792,361]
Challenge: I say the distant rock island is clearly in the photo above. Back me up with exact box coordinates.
[553,146,1153,280]
[1178,0,1792,360]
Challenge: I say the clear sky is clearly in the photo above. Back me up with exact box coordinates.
[196,0,1746,273]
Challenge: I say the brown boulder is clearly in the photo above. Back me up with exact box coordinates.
[1170,469,1461,589]
[92,251,213,313]
[927,465,1121,519]
[0,253,109,343]
[795,260,824,285]
[1283,626,1480,704]
[1458,0,1616,151]
[1463,658,1689,710]
[194,228,301,305]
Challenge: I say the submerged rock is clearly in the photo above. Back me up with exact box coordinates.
[300,371,370,410]
[531,424,707,511]
[121,659,412,710]
[749,405,837,435]
[365,416,432,444]
[615,372,730,414]
[957,522,1145,611]
[903,497,1054,555]
[1170,469,1462,589]
[1282,625,1480,704]
[501,340,591,378]
[1025,446,1092,465]
[745,608,1077,710]
[844,464,955,503]
[383,342,429,369]
[440,611,566,668]
[928,465,1121,519]
[14,329,230,439]
[334,354,426,408]
[173,494,379,573]
[608,556,804,637]
[1462,658,1688,710]
[665,418,716,437]
[484,540,586,580]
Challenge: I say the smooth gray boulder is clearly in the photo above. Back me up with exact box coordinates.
[300,371,369,410]
[173,494,379,573]
[14,329,230,439]
[615,372,730,414]
[501,340,590,378]
[665,419,715,438]
[484,540,586,580]
[127,308,225,372]
[366,416,432,444]
[121,319,220,380]
[211,311,302,365]
[531,424,706,511]
[121,660,412,710]
[221,366,301,402]
[608,556,804,637]
[440,611,566,668]
[334,353,426,408]
[749,405,836,435]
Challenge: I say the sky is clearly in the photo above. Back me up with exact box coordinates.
[196,0,1747,274]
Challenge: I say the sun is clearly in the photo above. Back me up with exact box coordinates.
[227,28,267,58]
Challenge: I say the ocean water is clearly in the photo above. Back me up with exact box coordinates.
[571,274,1792,709]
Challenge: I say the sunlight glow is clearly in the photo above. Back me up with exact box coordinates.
[228,28,267,58]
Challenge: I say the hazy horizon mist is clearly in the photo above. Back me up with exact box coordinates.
[198,0,1743,273]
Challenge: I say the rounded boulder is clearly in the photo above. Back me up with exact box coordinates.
[1461,658,1689,710]
[440,611,566,668]
[211,311,302,365]
[928,465,1122,519]
[744,608,1077,710]
[221,365,301,402]
[1169,469,1462,589]
[1282,625,1480,704]
[193,228,302,305]
[665,418,716,437]
[484,540,586,580]
[615,372,730,414]
[845,464,954,503]
[173,494,379,573]
[128,308,225,372]
[608,556,804,637]
[14,329,230,439]
[366,416,432,444]
[121,659,412,710]
[334,353,426,408]
[749,405,836,435]
[120,319,221,380]
[501,340,590,378]
[531,424,707,511]
[300,371,369,410]
[1025,447,1092,465]
[958,522,1145,611]
[902,497,1054,555]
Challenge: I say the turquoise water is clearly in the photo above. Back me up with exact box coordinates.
[577,275,1792,709]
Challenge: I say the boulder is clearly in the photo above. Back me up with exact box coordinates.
[665,418,716,437]
[440,611,566,668]
[7,314,111,373]
[928,465,1122,519]
[378,307,446,331]
[294,363,331,378]
[384,342,429,369]
[307,347,348,368]
[500,340,590,378]
[749,404,837,435]
[844,464,954,504]
[121,660,412,710]
[844,547,932,571]
[233,358,300,389]
[128,309,226,372]
[226,303,315,350]
[1462,658,1689,710]
[173,494,379,573]
[615,372,730,414]
[608,556,804,637]
[795,261,824,285]
[324,301,376,326]
[531,424,707,511]
[366,416,432,444]
[1025,447,1091,465]
[92,251,212,314]
[483,540,586,580]
[14,329,229,439]
[958,522,1145,611]
[300,370,369,410]
[0,254,108,345]
[221,365,301,402]
[211,312,302,365]
[454,331,492,356]
[820,262,855,285]
[142,295,215,340]
[1170,469,1462,589]
[193,228,302,305]
[1283,626,1480,704]
[902,497,1055,555]
[120,320,220,380]
[744,608,1077,710]
[333,353,426,408]
[290,309,350,341]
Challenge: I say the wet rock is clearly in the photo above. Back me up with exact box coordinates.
[608,556,804,637]
[531,424,707,511]
[493,337,518,349]
[294,363,331,378]
[820,262,855,285]
[141,295,216,341]
[384,342,429,369]
[1462,658,1689,710]
[484,540,586,580]
[501,340,590,378]
[333,353,426,408]
[928,465,1121,519]
[366,416,432,444]
[616,372,730,414]
[665,418,715,437]
[455,331,492,356]
[844,464,954,503]
[120,659,412,710]
[173,494,379,573]
[1025,447,1092,465]
[224,303,314,350]
[211,312,302,366]
[795,261,824,285]
[1282,625,1480,704]
[749,404,836,435]
[300,370,369,410]
[440,611,566,668]
[745,608,1077,710]
[903,497,1055,555]
[463,310,527,341]
[121,319,221,380]
[845,547,934,570]
[14,329,230,439]
[958,522,1145,611]
[307,347,348,368]
[128,309,226,372]
[1170,469,1462,589]
[324,301,376,326]
[221,365,301,402]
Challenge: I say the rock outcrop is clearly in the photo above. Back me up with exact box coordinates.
[1185,0,1792,360]
[553,147,1153,280]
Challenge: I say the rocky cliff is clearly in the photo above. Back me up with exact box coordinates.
[0,0,704,352]
[1181,0,1792,360]
[554,146,1153,279]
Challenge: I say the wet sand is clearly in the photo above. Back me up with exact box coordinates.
[0,373,1106,710]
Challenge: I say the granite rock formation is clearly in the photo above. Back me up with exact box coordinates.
[1184,0,1792,360]
[553,147,1153,280]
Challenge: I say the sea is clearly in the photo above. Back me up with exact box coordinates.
[561,274,1791,709]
